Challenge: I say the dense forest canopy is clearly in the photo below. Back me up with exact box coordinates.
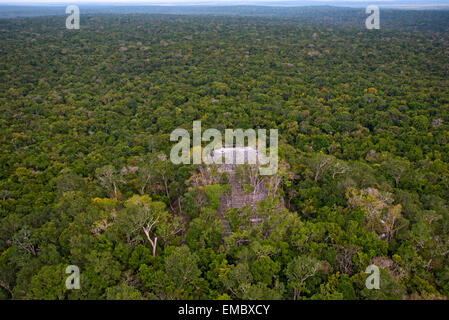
[0,7,448,299]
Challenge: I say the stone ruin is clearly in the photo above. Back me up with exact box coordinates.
[206,147,283,236]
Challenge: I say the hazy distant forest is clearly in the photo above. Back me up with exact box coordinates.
[1,7,449,300]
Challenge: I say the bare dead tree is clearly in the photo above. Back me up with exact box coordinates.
[336,245,358,275]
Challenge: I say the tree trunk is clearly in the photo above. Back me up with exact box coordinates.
[113,182,118,199]
[151,236,158,257]
[143,227,158,257]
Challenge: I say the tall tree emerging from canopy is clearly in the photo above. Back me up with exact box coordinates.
[119,195,182,257]
[95,165,123,199]
[286,256,320,300]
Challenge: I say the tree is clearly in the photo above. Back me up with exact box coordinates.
[75,250,122,299]
[347,187,404,240]
[308,153,335,182]
[185,207,225,250]
[135,165,152,195]
[286,256,320,300]
[120,195,181,256]
[95,165,124,199]
[105,283,145,300]
[250,256,281,286]
[222,263,253,299]
[10,226,36,256]
[0,247,18,297]
[381,156,410,188]
[164,246,201,289]
[29,264,66,300]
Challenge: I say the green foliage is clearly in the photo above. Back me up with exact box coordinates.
[164,246,201,289]
[0,9,448,300]
[105,283,145,300]
[29,264,66,300]
[205,184,225,210]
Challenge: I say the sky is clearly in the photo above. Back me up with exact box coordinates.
[0,0,447,3]
[1,0,448,6]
